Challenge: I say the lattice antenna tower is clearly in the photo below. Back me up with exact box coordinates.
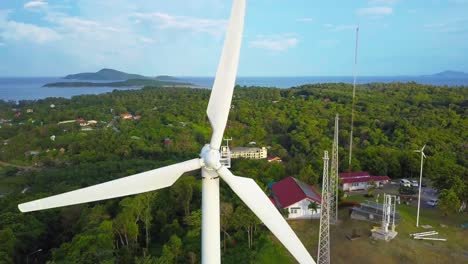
[330,114,339,224]
[348,26,359,171]
[317,151,330,264]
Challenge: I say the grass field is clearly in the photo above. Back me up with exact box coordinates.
[263,195,468,264]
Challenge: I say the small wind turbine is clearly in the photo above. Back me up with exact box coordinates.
[18,1,314,263]
[414,144,426,227]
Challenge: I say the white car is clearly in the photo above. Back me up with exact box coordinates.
[411,180,419,187]
[426,199,438,207]
[400,179,411,187]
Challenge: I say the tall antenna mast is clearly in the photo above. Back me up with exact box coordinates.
[317,151,330,264]
[330,114,339,224]
[348,26,359,171]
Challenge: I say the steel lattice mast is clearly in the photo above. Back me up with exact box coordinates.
[330,114,339,224]
[348,26,359,171]
[317,151,330,264]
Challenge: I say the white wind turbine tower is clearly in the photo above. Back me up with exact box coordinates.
[414,144,426,227]
[18,1,315,263]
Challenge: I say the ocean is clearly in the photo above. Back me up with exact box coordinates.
[0,76,467,101]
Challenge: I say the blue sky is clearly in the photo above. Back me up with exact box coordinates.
[0,0,467,76]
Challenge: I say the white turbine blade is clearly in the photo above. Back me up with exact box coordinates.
[414,150,421,153]
[19,159,201,212]
[207,0,246,150]
[422,144,426,152]
[218,166,315,264]
[422,152,427,158]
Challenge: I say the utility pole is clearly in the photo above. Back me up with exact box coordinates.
[330,114,339,224]
[348,26,359,171]
[317,151,330,264]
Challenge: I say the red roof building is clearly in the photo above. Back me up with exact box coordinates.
[270,176,322,219]
[120,113,133,119]
[339,171,391,191]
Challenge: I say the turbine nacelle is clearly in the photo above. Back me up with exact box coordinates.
[200,144,222,172]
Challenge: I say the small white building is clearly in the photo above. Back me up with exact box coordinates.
[339,172,391,191]
[230,147,267,159]
[270,177,322,219]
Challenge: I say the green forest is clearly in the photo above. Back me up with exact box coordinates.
[0,82,466,263]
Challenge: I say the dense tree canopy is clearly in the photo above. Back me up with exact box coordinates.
[0,82,466,263]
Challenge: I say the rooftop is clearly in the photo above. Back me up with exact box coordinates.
[271,176,321,208]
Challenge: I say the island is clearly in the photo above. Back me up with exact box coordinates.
[43,78,193,88]
[422,70,468,78]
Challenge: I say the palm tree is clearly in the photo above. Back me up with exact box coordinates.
[308,202,319,214]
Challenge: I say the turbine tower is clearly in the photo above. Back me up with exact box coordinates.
[17,1,315,264]
[414,144,426,227]
[329,114,339,224]
[348,26,359,171]
[317,151,330,264]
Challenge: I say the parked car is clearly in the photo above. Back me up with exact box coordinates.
[400,179,411,187]
[411,180,419,188]
[426,198,438,207]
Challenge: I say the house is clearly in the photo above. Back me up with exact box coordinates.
[270,176,322,219]
[267,156,283,163]
[133,115,141,120]
[75,118,88,126]
[339,171,391,191]
[88,120,98,124]
[230,147,267,159]
[50,104,55,108]
[26,109,34,113]
[14,112,21,118]
[164,138,172,145]
[25,150,40,156]
[120,113,133,119]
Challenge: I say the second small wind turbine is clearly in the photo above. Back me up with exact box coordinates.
[414,144,426,227]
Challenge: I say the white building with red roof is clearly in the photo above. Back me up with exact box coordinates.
[270,176,322,219]
[339,171,391,191]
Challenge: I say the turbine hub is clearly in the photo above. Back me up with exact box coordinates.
[200,144,222,171]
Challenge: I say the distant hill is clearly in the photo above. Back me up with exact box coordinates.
[64,69,181,81]
[44,78,192,87]
[424,70,468,78]
[155,75,180,81]
[64,69,150,80]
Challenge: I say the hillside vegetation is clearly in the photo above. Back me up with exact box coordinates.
[0,82,466,263]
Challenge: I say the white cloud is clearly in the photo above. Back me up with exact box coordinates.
[369,0,398,5]
[132,12,227,35]
[139,36,155,43]
[324,24,357,31]
[424,19,468,33]
[24,1,48,10]
[47,15,120,34]
[357,6,393,16]
[319,39,339,47]
[296,18,314,23]
[2,21,61,44]
[249,34,298,52]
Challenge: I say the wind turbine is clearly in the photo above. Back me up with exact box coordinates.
[18,1,315,263]
[414,144,426,227]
